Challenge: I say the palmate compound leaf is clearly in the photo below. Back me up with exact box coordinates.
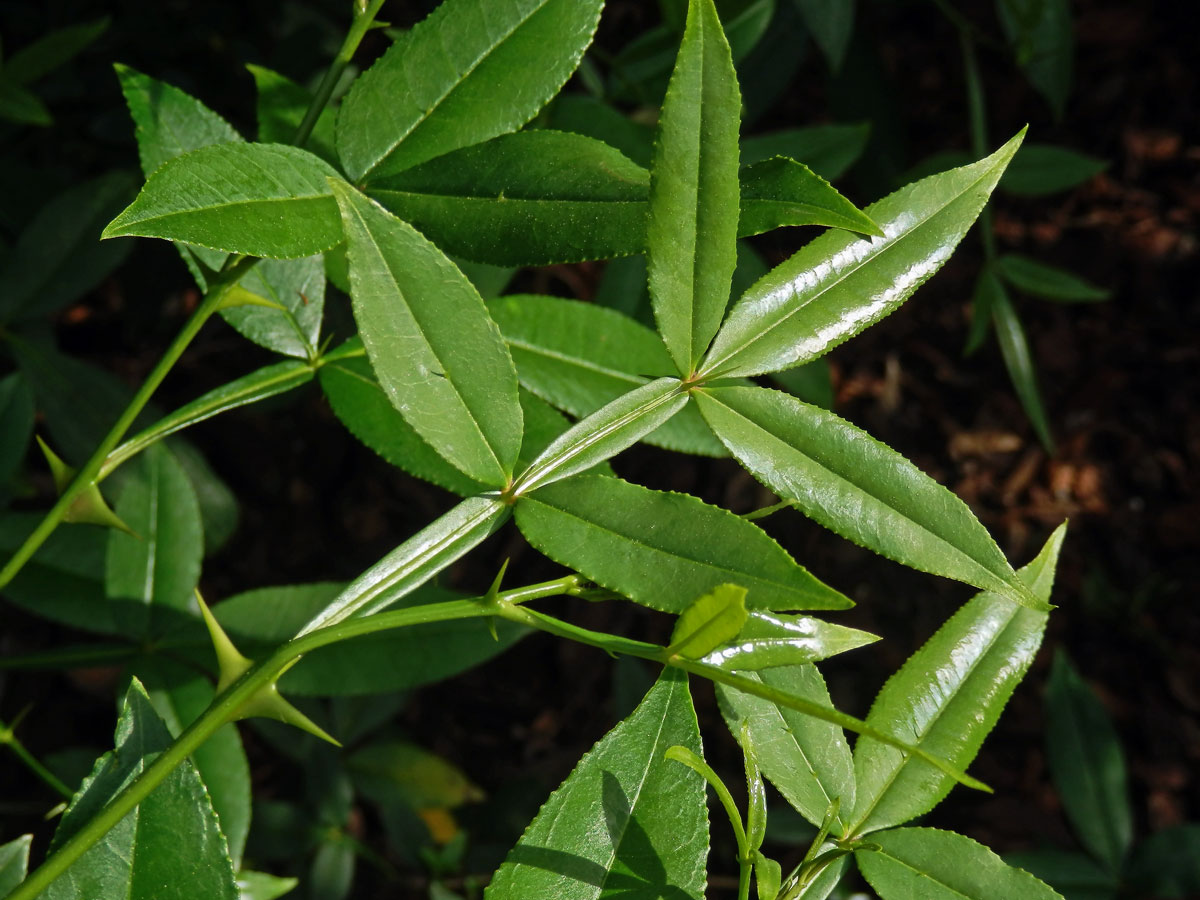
[699,130,1026,379]
[42,679,237,900]
[101,143,344,259]
[485,669,708,899]
[647,0,742,375]
[857,828,1064,900]
[717,664,856,834]
[514,473,850,615]
[695,385,1043,609]
[337,0,605,182]
[332,181,522,488]
[848,524,1066,836]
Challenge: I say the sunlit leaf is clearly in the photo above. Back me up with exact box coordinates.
[702,610,878,670]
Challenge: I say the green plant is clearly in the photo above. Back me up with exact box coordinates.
[1,1,1075,898]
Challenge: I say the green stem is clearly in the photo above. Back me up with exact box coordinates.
[10,575,585,900]
[1,715,73,800]
[292,0,387,150]
[0,257,257,592]
[738,862,752,900]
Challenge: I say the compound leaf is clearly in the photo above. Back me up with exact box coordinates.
[701,130,1025,378]
[485,669,707,899]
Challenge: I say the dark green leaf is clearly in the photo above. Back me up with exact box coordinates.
[702,610,878,670]
[0,76,51,125]
[701,131,1025,378]
[348,740,483,810]
[297,495,510,633]
[115,65,242,178]
[308,840,354,900]
[367,130,649,267]
[511,379,689,493]
[0,512,109,632]
[137,659,252,869]
[168,440,239,557]
[0,372,35,488]
[3,18,108,84]
[236,871,299,900]
[770,362,833,409]
[544,94,655,168]
[997,0,1073,118]
[337,0,605,181]
[1003,850,1117,900]
[514,473,850,614]
[718,664,855,832]
[0,834,31,895]
[103,144,343,259]
[996,254,1110,302]
[1125,825,1200,899]
[332,182,521,487]
[1046,652,1132,873]
[1001,144,1107,196]
[213,583,526,696]
[44,679,238,900]
[738,157,883,237]
[647,0,742,374]
[740,124,870,179]
[696,386,1042,608]
[669,583,749,658]
[105,446,204,638]
[793,0,855,70]
[990,276,1055,452]
[485,669,707,899]
[488,294,725,457]
[857,827,1064,900]
[0,172,136,322]
[849,525,1065,835]
[221,255,327,358]
[248,64,337,164]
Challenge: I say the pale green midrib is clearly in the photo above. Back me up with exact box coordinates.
[522,493,796,599]
[1058,676,1124,862]
[596,690,676,896]
[361,0,561,178]
[505,335,651,395]
[864,846,987,899]
[707,394,1009,591]
[349,200,507,480]
[242,269,315,354]
[140,458,161,605]
[849,603,1027,833]
[370,186,647,206]
[111,192,332,233]
[702,161,1002,376]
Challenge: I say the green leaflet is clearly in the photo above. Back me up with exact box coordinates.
[115,64,242,178]
[695,386,1042,609]
[367,130,650,267]
[1126,826,1200,898]
[485,669,708,899]
[995,253,1110,302]
[668,584,749,659]
[700,130,1026,379]
[717,664,856,833]
[367,131,878,269]
[701,610,878,670]
[514,473,850,614]
[3,17,108,86]
[248,64,337,164]
[0,373,35,489]
[105,446,204,639]
[235,871,299,900]
[1000,143,1106,196]
[856,828,1064,900]
[997,0,1073,119]
[738,157,883,238]
[989,275,1055,452]
[43,679,238,900]
[0,835,32,896]
[220,255,326,359]
[0,172,135,323]
[336,0,605,181]
[212,583,526,697]
[1045,653,1133,873]
[510,378,688,495]
[647,0,742,374]
[488,295,725,457]
[0,78,50,126]
[332,182,522,487]
[102,143,344,259]
[136,659,252,869]
[545,93,655,167]
[296,495,510,635]
[849,524,1065,836]
[1002,849,1116,900]
[793,0,855,70]
[740,123,870,180]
